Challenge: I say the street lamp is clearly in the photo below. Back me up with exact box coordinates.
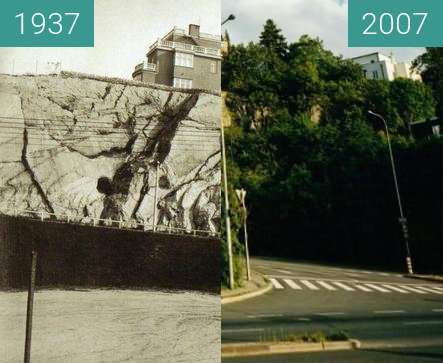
[221,14,236,26]
[368,110,413,275]
[221,13,236,289]
[235,188,251,281]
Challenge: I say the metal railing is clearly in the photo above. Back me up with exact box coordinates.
[166,27,221,41]
[149,39,221,57]
[3,208,219,238]
[134,61,157,72]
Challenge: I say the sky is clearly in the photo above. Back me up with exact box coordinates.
[222,0,424,63]
[0,0,221,78]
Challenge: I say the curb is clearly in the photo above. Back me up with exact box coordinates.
[221,339,361,358]
[221,276,273,305]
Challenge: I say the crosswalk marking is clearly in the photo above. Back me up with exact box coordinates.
[269,278,284,289]
[415,286,443,294]
[399,285,428,294]
[266,277,443,295]
[382,285,409,294]
[300,280,320,290]
[362,284,391,293]
[317,281,337,291]
[332,281,354,291]
[354,284,373,292]
[283,279,302,290]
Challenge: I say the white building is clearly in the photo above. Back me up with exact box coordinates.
[351,52,421,81]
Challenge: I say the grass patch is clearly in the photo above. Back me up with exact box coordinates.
[259,329,349,343]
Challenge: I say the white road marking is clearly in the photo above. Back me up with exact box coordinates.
[283,279,302,290]
[364,284,391,293]
[399,285,428,294]
[297,318,311,321]
[269,278,284,289]
[300,280,320,290]
[433,287,443,292]
[223,328,265,333]
[354,284,373,292]
[345,273,361,278]
[247,314,283,319]
[374,310,405,314]
[317,281,337,291]
[403,321,443,326]
[275,269,292,274]
[432,309,443,313]
[315,312,345,316]
[381,285,409,294]
[416,286,443,294]
[332,281,355,291]
[378,273,390,276]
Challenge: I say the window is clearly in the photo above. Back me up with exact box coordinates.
[175,52,194,68]
[173,78,193,89]
[372,70,379,79]
[210,62,217,74]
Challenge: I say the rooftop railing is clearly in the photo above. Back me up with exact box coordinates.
[164,27,221,41]
[149,39,221,57]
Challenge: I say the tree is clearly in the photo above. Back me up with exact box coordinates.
[259,19,288,59]
[413,48,443,119]
[221,21,443,285]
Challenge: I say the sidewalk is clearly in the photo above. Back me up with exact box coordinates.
[408,274,443,284]
[221,271,272,305]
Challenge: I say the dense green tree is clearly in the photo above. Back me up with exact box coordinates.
[413,48,443,119]
[259,19,288,59]
[221,21,442,287]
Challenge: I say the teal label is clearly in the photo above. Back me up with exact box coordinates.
[0,0,94,47]
[349,0,443,47]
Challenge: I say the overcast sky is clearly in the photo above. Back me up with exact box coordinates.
[222,0,424,62]
[0,0,220,78]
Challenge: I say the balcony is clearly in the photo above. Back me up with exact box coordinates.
[134,61,157,72]
[149,39,221,57]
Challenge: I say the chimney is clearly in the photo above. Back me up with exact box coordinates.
[189,24,200,38]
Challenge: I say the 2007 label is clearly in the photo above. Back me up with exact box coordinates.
[349,0,443,47]
[362,12,427,36]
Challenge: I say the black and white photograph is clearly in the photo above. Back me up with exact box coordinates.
[0,1,222,362]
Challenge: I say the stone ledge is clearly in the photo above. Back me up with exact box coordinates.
[221,339,361,358]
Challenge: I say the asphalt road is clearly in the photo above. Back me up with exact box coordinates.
[222,257,443,361]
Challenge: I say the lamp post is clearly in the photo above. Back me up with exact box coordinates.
[236,188,251,281]
[222,14,236,26]
[368,110,413,274]
[221,14,236,289]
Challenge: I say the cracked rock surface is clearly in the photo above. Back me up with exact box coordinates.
[0,74,221,233]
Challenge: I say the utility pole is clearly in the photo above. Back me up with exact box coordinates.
[221,116,234,289]
[221,15,236,289]
[236,188,251,281]
[368,111,413,274]
[24,250,38,363]
[153,161,159,232]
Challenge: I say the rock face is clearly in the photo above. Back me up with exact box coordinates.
[0,73,221,233]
